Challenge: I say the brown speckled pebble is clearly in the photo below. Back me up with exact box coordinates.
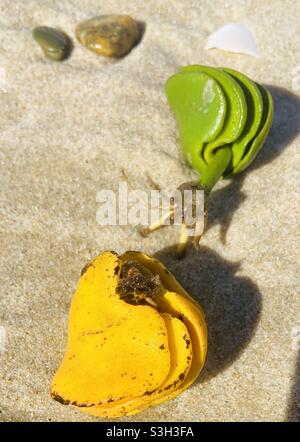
[75,15,139,57]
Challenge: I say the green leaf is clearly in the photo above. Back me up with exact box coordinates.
[222,68,264,173]
[181,65,247,163]
[166,71,226,174]
[231,83,273,175]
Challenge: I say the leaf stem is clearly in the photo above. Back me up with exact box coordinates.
[197,146,232,192]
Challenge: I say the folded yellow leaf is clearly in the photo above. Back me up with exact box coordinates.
[51,251,207,417]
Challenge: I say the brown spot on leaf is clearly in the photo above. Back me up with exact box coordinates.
[71,401,95,408]
[109,250,120,257]
[80,261,94,276]
[144,390,155,395]
[183,334,191,349]
[51,392,96,408]
[51,392,70,405]
[82,330,103,336]
[114,264,120,276]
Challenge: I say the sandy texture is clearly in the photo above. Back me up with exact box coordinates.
[0,0,299,422]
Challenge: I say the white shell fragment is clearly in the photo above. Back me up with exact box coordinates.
[206,23,259,58]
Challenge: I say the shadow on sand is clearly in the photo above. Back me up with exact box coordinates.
[207,86,300,243]
[286,351,300,421]
[154,244,262,381]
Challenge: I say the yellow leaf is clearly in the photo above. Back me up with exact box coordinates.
[51,251,207,417]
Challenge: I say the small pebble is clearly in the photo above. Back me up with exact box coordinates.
[32,26,71,61]
[75,15,140,58]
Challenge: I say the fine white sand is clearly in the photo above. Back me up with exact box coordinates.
[0,0,299,421]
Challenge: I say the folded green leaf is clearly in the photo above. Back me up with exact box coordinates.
[166,65,273,191]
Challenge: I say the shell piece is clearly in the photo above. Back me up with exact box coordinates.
[75,15,139,57]
[205,23,259,58]
[32,26,71,61]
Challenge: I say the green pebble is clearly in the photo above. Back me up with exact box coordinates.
[32,26,71,61]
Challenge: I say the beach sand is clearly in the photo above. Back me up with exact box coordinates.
[0,0,299,421]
